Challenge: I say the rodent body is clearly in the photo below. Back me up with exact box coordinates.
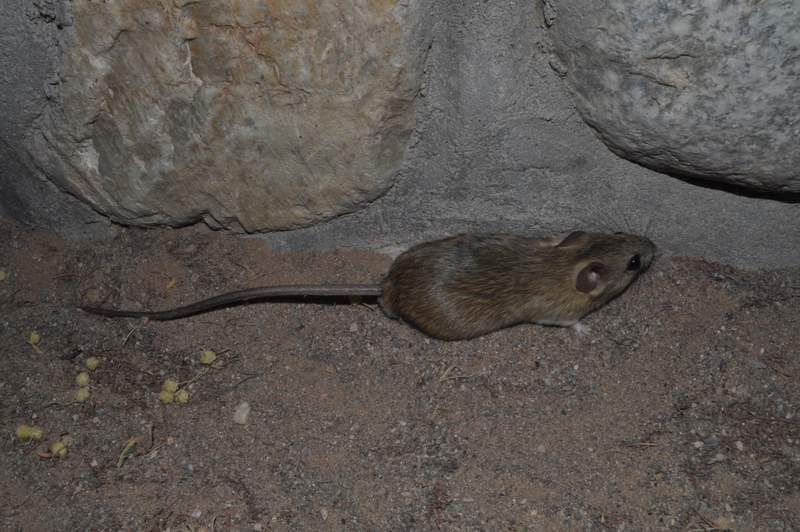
[81,231,656,340]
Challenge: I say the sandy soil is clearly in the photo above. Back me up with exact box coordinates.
[1,217,799,531]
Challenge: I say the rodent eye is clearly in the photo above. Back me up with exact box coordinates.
[627,255,642,271]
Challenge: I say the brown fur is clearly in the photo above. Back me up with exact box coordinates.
[380,232,656,340]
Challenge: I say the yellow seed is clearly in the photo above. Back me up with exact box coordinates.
[199,349,217,365]
[159,390,175,404]
[162,378,179,393]
[76,371,90,387]
[50,440,67,458]
[28,331,41,345]
[85,357,100,371]
[0,270,7,281]
[28,426,45,440]
[60,434,75,447]
[175,389,189,404]
[75,387,90,402]
[15,424,31,439]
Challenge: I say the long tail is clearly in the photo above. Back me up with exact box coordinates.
[80,284,383,321]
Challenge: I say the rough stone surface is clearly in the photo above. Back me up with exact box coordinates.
[0,0,110,236]
[258,0,800,270]
[548,0,800,193]
[1,0,799,269]
[31,0,420,231]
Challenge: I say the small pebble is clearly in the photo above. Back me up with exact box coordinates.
[710,453,726,463]
[234,401,251,425]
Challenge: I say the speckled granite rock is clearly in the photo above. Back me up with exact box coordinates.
[549,0,800,193]
[31,0,420,231]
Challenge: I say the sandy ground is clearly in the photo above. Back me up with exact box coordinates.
[1,217,799,531]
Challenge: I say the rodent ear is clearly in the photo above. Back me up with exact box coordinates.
[558,231,588,248]
[576,261,608,293]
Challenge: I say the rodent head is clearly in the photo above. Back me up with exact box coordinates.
[557,231,657,310]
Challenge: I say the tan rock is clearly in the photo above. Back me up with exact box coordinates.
[33,0,420,230]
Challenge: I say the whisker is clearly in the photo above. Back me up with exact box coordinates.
[643,214,654,240]
[582,203,621,233]
[575,211,611,233]
[619,203,633,234]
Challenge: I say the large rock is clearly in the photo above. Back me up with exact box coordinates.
[3,0,798,269]
[31,0,420,231]
[548,0,800,193]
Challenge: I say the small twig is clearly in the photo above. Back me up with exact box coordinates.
[727,412,800,426]
[688,507,720,531]
[116,359,156,377]
[179,367,211,389]
[123,323,143,346]
[162,278,179,294]
[142,424,172,458]
[626,442,659,448]
[439,365,456,381]
[144,441,169,458]
[229,374,259,390]
[231,260,251,272]
[60,347,83,360]
[441,373,483,382]
[214,374,260,398]
[763,362,795,379]
[592,513,614,529]
[117,436,141,468]
[439,365,485,382]
[39,400,67,410]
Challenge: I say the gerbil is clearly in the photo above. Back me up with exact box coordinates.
[80,231,656,340]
